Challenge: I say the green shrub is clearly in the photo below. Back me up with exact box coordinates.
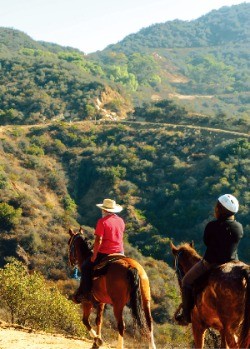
[0,172,9,189]
[62,194,77,215]
[0,203,22,230]
[0,259,86,337]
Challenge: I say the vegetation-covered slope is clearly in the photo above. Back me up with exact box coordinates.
[0,123,181,340]
[105,3,250,50]
[0,3,250,127]
[0,122,249,268]
[0,4,249,347]
[0,28,132,125]
[92,3,250,122]
[0,120,248,345]
[0,121,249,346]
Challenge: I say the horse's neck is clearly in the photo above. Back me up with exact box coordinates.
[76,248,90,271]
[185,256,201,273]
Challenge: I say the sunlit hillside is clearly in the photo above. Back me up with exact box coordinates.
[92,3,250,122]
[0,3,249,347]
[0,3,250,128]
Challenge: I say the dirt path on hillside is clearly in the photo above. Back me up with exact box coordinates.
[0,120,249,138]
[0,323,113,349]
[122,120,250,138]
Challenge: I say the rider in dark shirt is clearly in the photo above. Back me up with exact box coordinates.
[176,194,243,326]
[203,218,243,264]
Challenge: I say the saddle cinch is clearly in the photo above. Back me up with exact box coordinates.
[92,253,126,280]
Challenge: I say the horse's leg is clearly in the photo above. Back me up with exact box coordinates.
[193,329,206,349]
[82,301,93,332]
[192,321,206,349]
[93,303,105,348]
[81,301,100,347]
[142,299,156,349]
[224,331,238,349]
[113,303,125,349]
[219,330,228,349]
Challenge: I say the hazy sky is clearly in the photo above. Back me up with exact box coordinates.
[1,0,248,53]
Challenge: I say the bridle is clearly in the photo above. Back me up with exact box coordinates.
[68,234,82,268]
[174,251,185,285]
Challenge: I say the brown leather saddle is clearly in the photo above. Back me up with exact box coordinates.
[92,253,126,280]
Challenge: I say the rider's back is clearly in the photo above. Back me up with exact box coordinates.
[203,218,243,264]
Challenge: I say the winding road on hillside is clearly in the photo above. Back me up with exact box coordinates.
[0,120,249,138]
[121,120,250,138]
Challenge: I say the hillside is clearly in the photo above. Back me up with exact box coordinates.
[0,124,248,347]
[0,121,249,266]
[0,3,250,127]
[92,3,250,123]
[0,4,249,347]
[0,28,132,125]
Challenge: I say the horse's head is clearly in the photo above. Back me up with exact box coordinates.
[68,228,92,268]
[170,241,201,285]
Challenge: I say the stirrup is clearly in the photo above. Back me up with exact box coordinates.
[175,312,190,326]
[69,292,83,304]
[174,307,191,326]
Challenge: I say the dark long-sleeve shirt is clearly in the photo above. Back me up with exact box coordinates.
[203,218,243,264]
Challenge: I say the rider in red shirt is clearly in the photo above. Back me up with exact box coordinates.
[72,198,125,303]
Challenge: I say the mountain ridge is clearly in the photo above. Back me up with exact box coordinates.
[0,5,249,347]
[102,3,250,52]
[0,3,249,126]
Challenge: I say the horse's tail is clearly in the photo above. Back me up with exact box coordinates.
[239,267,250,349]
[127,267,148,335]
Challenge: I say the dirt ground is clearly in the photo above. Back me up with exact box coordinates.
[0,322,113,349]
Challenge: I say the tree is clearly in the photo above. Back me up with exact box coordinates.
[0,203,22,231]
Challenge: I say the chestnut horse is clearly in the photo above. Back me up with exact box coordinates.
[170,241,250,349]
[68,228,156,349]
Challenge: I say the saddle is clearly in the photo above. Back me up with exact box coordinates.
[193,261,246,299]
[92,253,126,280]
[193,270,212,296]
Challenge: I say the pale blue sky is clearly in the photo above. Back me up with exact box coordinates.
[1,0,248,53]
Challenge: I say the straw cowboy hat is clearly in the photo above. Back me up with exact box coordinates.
[96,198,123,213]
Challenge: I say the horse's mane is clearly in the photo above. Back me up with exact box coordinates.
[78,234,93,254]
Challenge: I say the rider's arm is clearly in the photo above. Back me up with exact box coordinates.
[91,235,103,262]
[203,221,213,246]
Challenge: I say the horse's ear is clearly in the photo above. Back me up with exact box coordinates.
[170,241,178,254]
[189,241,194,248]
[69,228,75,236]
[79,227,84,235]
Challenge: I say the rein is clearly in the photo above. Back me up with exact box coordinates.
[174,251,185,284]
[68,234,83,267]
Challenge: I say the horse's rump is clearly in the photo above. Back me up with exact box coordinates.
[194,261,247,297]
[195,261,249,331]
[92,257,151,304]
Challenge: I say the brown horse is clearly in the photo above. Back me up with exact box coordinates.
[68,228,156,349]
[170,241,250,349]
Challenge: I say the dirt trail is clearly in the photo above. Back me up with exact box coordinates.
[0,323,113,349]
[0,120,249,138]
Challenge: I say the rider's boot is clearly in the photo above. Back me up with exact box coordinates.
[70,272,92,304]
[175,286,193,326]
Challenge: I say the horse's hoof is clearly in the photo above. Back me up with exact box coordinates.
[95,337,103,347]
[91,336,103,348]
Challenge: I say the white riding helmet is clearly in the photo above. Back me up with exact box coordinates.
[218,194,239,213]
